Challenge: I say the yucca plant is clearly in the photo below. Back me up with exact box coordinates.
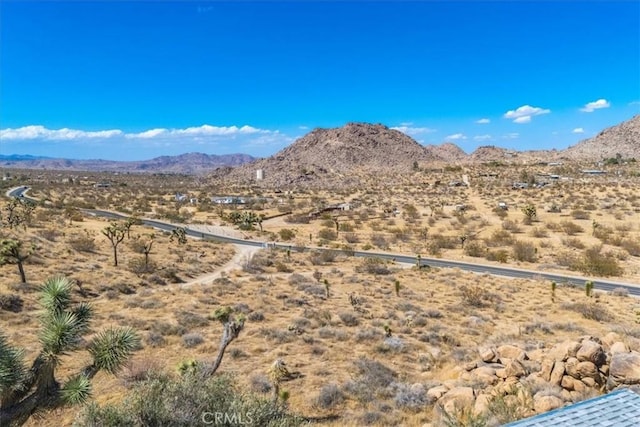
[0,276,140,426]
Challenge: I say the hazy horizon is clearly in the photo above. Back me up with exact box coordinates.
[1,1,638,161]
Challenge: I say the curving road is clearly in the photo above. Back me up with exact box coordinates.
[7,186,640,296]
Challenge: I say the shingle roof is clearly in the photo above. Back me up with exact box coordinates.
[505,388,640,427]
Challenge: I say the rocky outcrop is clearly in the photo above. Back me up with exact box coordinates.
[428,333,640,424]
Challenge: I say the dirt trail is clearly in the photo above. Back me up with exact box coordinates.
[179,244,261,288]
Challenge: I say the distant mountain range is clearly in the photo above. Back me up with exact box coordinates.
[0,152,256,174]
[1,115,637,179]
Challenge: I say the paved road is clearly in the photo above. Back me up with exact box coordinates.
[7,186,640,296]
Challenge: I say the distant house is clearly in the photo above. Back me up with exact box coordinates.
[498,201,508,210]
[581,170,606,175]
[175,193,187,202]
[512,182,529,189]
[94,182,111,188]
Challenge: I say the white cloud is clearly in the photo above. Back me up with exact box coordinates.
[572,128,585,134]
[580,99,610,112]
[391,126,436,136]
[0,125,123,140]
[298,125,309,130]
[0,124,273,142]
[473,134,492,141]
[126,128,168,139]
[503,105,551,123]
[475,118,490,124]
[513,116,531,124]
[446,133,467,140]
[629,100,640,106]
[502,133,519,139]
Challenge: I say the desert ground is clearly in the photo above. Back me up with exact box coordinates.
[1,163,639,426]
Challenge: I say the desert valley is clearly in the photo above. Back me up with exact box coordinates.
[1,116,640,426]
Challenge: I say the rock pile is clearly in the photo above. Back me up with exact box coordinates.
[430,333,640,419]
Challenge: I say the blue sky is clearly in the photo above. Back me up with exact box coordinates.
[1,1,639,161]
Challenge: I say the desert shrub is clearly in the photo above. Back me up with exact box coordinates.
[248,311,265,322]
[501,220,521,233]
[512,240,537,262]
[391,382,427,410]
[464,241,485,257]
[68,232,96,252]
[486,230,514,247]
[459,285,487,307]
[560,220,584,235]
[317,229,337,241]
[181,332,204,348]
[370,233,389,249]
[339,312,359,327]
[127,257,157,276]
[314,384,345,409]
[562,237,586,250]
[562,301,612,321]
[77,372,301,426]
[575,245,623,276]
[176,311,209,328]
[486,249,509,263]
[343,232,359,243]
[609,287,629,297]
[430,234,458,250]
[145,331,167,348]
[356,257,391,275]
[274,261,293,273]
[250,374,272,394]
[308,249,337,265]
[529,227,548,238]
[0,293,24,312]
[622,239,640,256]
[37,228,62,242]
[278,228,296,241]
[571,209,590,220]
[343,358,397,403]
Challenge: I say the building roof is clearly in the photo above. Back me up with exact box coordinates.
[506,389,640,427]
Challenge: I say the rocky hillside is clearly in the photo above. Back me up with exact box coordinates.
[426,142,469,162]
[0,152,255,174]
[218,123,450,187]
[562,115,640,161]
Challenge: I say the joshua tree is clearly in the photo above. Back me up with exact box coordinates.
[0,238,34,283]
[101,222,126,266]
[204,307,245,376]
[521,204,537,224]
[0,276,140,426]
[394,280,401,297]
[551,281,557,303]
[141,236,154,267]
[585,281,594,298]
[2,199,36,230]
[123,215,141,239]
[169,227,187,245]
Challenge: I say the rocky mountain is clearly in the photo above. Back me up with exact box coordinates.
[426,142,469,162]
[218,122,449,187]
[0,152,256,174]
[562,114,640,161]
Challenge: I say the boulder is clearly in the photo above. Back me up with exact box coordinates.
[575,361,599,380]
[504,359,527,378]
[474,393,491,415]
[610,341,630,355]
[550,361,565,386]
[437,387,475,415]
[464,361,478,371]
[539,358,554,382]
[561,375,586,392]
[427,385,449,402]
[547,340,581,362]
[534,395,564,413]
[576,340,607,366]
[603,332,622,348]
[497,344,528,361]
[479,346,498,363]
[607,351,640,390]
